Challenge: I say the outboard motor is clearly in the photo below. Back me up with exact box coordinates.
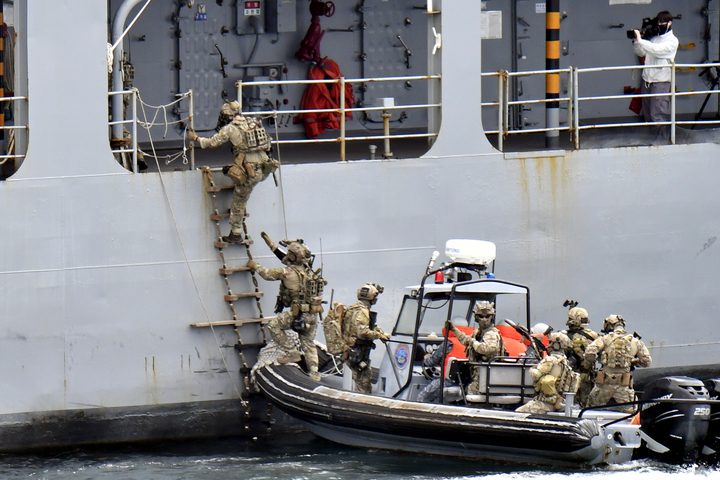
[702,378,720,458]
[640,376,710,463]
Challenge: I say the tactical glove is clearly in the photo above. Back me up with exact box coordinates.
[246,259,258,271]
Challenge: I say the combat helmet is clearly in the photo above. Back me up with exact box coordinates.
[567,307,589,329]
[283,242,310,266]
[217,100,241,128]
[473,301,495,328]
[547,331,572,354]
[220,100,241,117]
[357,283,384,305]
[602,314,625,333]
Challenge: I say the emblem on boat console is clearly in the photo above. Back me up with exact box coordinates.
[394,345,409,369]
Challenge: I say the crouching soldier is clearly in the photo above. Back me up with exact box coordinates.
[516,332,579,414]
[584,315,652,413]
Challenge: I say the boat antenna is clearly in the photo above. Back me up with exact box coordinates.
[425,250,440,275]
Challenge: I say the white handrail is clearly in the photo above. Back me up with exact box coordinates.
[483,61,720,151]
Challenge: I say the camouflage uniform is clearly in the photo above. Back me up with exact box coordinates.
[249,244,325,379]
[451,302,503,395]
[196,105,277,241]
[584,315,652,413]
[342,298,388,394]
[563,308,599,408]
[516,332,577,414]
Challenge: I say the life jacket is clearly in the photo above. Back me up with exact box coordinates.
[295,58,354,139]
[442,326,473,377]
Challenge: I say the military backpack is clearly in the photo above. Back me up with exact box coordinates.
[322,301,347,355]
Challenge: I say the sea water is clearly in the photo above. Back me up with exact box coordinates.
[0,432,717,480]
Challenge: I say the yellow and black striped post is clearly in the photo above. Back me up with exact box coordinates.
[546,0,559,149]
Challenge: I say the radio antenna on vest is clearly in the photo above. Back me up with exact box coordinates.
[319,238,324,272]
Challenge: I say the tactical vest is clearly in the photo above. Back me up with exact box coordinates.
[569,329,595,356]
[231,116,270,154]
[301,267,326,307]
[602,333,634,370]
[282,265,326,317]
[466,327,503,362]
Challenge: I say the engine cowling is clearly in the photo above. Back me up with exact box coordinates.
[640,376,710,462]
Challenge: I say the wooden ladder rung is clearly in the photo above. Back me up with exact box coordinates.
[220,266,252,275]
[190,316,274,328]
[210,212,230,221]
[206,184,235,193]
[235,342,266,350]
[225,292,263,301]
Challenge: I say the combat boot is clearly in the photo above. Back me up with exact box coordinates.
[277,349,302,364]
[222,231,253,246]
[308,367,321,382]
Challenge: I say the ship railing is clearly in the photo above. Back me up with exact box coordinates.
[0,95,30,165]
[486,61,720,151]
[236,75,442,161]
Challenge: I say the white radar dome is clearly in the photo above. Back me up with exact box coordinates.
[445,239,496,266]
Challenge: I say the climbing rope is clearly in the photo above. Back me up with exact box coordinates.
[135,92,192,166]
[270,111,290,239]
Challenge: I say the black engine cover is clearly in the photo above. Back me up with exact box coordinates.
[640,376,710,462]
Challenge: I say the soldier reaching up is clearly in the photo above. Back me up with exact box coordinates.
[247,240,326,381]
[189,101,278,245]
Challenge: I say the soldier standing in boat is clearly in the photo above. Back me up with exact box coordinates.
[341,283,390,394]
[516,332,579,414]
[189,101,278,245]
[562,306,599,408]
[450,301,504,395]
[247,241,326,381]
[584,315,652,413]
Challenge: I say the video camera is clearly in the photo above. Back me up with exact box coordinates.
[627,16,658,40]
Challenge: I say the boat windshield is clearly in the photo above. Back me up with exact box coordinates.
[393,288,529,336]
[393,295,472,336]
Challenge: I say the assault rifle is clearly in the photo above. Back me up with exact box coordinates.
[504,318,548,359]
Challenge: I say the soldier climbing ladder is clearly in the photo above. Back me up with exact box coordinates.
[191,167,274,400]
